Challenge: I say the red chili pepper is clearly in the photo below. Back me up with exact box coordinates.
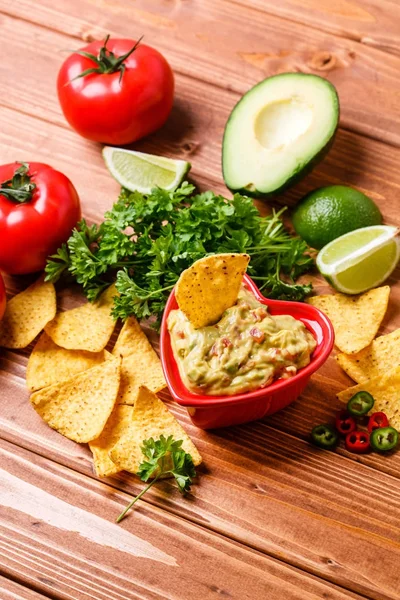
[345,431,370,454]
[335,410,357,436]
[368,412,389,433]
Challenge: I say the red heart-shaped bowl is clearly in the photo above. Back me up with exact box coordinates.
[160,274,334,429]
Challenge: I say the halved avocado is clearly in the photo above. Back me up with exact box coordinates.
[222,73,339,198]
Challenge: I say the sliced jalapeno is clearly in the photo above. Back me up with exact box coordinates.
[335,410,357,436]
[347,391,375,417]
[345,431,370,454]
[370,427,399,453]
[311,424,339,449]
[368,412,389,433]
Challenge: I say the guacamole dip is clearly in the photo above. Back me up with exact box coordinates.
[167,287,317,396]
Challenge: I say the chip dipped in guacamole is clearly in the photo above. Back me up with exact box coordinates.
[168,286,316,396]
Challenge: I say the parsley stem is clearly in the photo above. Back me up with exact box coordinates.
[116,475,161,523]
[247,244,294,254]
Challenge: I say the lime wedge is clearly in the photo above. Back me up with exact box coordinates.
[317,225,400,294]
[102,147,191,193]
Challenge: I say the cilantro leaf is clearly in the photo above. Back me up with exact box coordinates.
[116,436,196,523]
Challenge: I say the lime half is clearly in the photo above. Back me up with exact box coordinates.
[317,225,400,294]
[102,147,191,194]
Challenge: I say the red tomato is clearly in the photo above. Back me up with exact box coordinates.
[0,162,81,275]
[57,36,174,145]
[0,273,5,321]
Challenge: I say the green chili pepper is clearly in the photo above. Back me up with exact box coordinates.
[370,427,399,452]
[311,424,339,449]
[347,391,375,417]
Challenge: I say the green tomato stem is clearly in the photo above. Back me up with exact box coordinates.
[0,162,36,203]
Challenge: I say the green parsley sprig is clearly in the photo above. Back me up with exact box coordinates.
[116,435,196,523]
[46,183,313,326]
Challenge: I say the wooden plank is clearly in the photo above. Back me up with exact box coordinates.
[232,0,400,57]
[0,438,367,600]
[0,5,399,597]
[0,575,50,600]
[1,365,400,599]
[0,47,400,575]
[1,2,400,145]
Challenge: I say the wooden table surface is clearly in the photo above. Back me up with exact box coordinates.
[1,1,400,599]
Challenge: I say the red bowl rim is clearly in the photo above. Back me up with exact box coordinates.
[160,274,334,408]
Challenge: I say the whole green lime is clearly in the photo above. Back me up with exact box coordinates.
[292,186,382,249]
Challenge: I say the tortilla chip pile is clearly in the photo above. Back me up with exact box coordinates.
[307,286,390,354]
[0,278,201,478]
[309,286,400,430]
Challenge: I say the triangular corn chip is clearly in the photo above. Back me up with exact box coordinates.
[109,386,202,474]
[27,332,112,392]
[337,328,400,384]
[307,286,390,354]
[30,354,121,443]
[337,366,400,431]
[175,253,250,328]
[112,317,166,405]
[45,284,117,352]
[0,278,56,349]
[89,405,134,477]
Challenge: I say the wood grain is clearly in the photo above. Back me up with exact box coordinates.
[1,41,400,596]
[232,0,400,56]
[0,438,367,600]
[1,367,400,599]
[1,1,400,145]
[0,575,50,600]
[1,1,400,598]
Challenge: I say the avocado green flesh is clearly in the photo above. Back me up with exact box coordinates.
[222,73,339,197]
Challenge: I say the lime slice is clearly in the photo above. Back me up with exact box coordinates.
[102,147,191,193]
[317,225,400,294]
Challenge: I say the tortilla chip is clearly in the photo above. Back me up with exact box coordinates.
[0,278,56,349]
[26,332,112,392]
[30,354,121,443]
[89,405,134,477]
[307,286,390,354]
[109,386,202,474]
[175,253,250,328]
[337,366,400,431]
[45,284,117,352]
[112,316,166,405]
[337,328,400,384]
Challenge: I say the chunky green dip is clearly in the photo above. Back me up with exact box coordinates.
[167,287,317,396]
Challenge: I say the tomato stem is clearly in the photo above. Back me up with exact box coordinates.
[0,162,36,203]
[71,35,144,84]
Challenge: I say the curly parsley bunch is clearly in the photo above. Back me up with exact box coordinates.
[46,182,313,327]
